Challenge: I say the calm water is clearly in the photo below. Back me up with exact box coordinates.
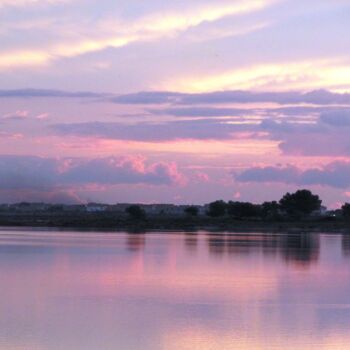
[1,229,350,350]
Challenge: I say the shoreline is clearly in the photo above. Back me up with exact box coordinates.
[0,213,350,233]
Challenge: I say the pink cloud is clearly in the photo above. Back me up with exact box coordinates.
[2,110,29,120]
[35,112,49,120]
[194,172,210,182]
[0,132,23,139]
[234,191,241,199]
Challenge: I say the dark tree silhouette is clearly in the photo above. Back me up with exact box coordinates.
[207,200,227,217]
[125,205,146,220]
[227,201,261,218]
[184,206,199,216]
[279,189,321,216]
[341,203,350,218]
[261,201,280,218]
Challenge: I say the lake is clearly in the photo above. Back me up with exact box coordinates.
[0,229,350,349]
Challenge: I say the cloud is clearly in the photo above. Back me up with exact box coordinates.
[0,189,83,204]
[194,172,210,182]
[237,161,350,189]
[51,119,252,141]
[319,110,350,126]
[0,155,59,190]
[160,59,350,92]
[35,113,50,120]
[49,100,350,148]
[149,107,249,117]
[112,89,350,106]
[62,156,185,186]
[0,0,273,69]
[111,91,184,105]
[2,110,29,120]
[0,132,23,139]
[3,87,350,158]
[259,109,350,156]
[0,0,67,8]
[2,88,350,107]
[0,88,108,98]
[0,155,185,203]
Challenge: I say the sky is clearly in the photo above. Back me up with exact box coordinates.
[0,0,350,206]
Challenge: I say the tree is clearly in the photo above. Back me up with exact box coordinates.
[227,201,261,218]
[125,205,146,220]
[185,206,199,217]
[207,200,227,217]
[341,203,350,218]
[279,190,322,216]
[261,201,280,218]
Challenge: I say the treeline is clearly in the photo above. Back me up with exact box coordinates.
[126,189,349,221]
[205,189,322,219]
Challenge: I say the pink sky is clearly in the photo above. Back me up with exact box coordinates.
[0,0,350,206]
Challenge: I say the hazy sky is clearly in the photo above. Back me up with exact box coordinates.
[1,0,350,206]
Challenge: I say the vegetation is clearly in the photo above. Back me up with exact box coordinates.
[342,203,350,218]
[279,190,322,216]
[207,200,227,217]
[261,201,280,219]
[125,205,146,220]
[227,201,261,218]
[185,206,199,217]
[204,189,323,220]
[3,189,350,230]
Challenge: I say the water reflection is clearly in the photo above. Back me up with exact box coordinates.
[0,230,349,350]
[184,232,198,252]
[206,232,320,267]
[207,234,226,256]
[280,233,319,266]
[341,233,350,256]
[126,232,146,252]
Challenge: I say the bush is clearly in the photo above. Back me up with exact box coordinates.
[185,206,199,216]
[227,201,261,218]
[341,203,350,218]
[261,201,280,218]
[207,200,227,217]
[125,205,146,220]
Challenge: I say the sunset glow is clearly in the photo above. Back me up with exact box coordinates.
[0,0,349,206]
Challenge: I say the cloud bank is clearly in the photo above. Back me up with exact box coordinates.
[0,155,184,203]
[237,162,350,189]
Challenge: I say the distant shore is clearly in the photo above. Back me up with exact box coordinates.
[1,212,350,232]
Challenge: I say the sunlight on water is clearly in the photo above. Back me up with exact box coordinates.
[0,229,350,349]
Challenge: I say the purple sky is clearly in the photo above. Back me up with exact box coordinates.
[1,0,350,206]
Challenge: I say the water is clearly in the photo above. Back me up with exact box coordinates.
[0,229,350,350]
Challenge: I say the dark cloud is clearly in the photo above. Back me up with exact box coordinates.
[319,110,350,126]
[52,119,253,141]
[149,107,249,117]
[237,165,299,184]
[111,91,184,104]
[267,106,339,116]
[62,157,183,186]
[0,155,59,190]
[0,189,83,205]
[279,132,350,157]
[149,105,340,119]
[237,162,350,189]
[0,89,109,99]
[50,106,350,157]
[112,89,350,106]
[5,88,350,158]
[260,110,350,156]
[2,88,350,107]
[0,155,184,203]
